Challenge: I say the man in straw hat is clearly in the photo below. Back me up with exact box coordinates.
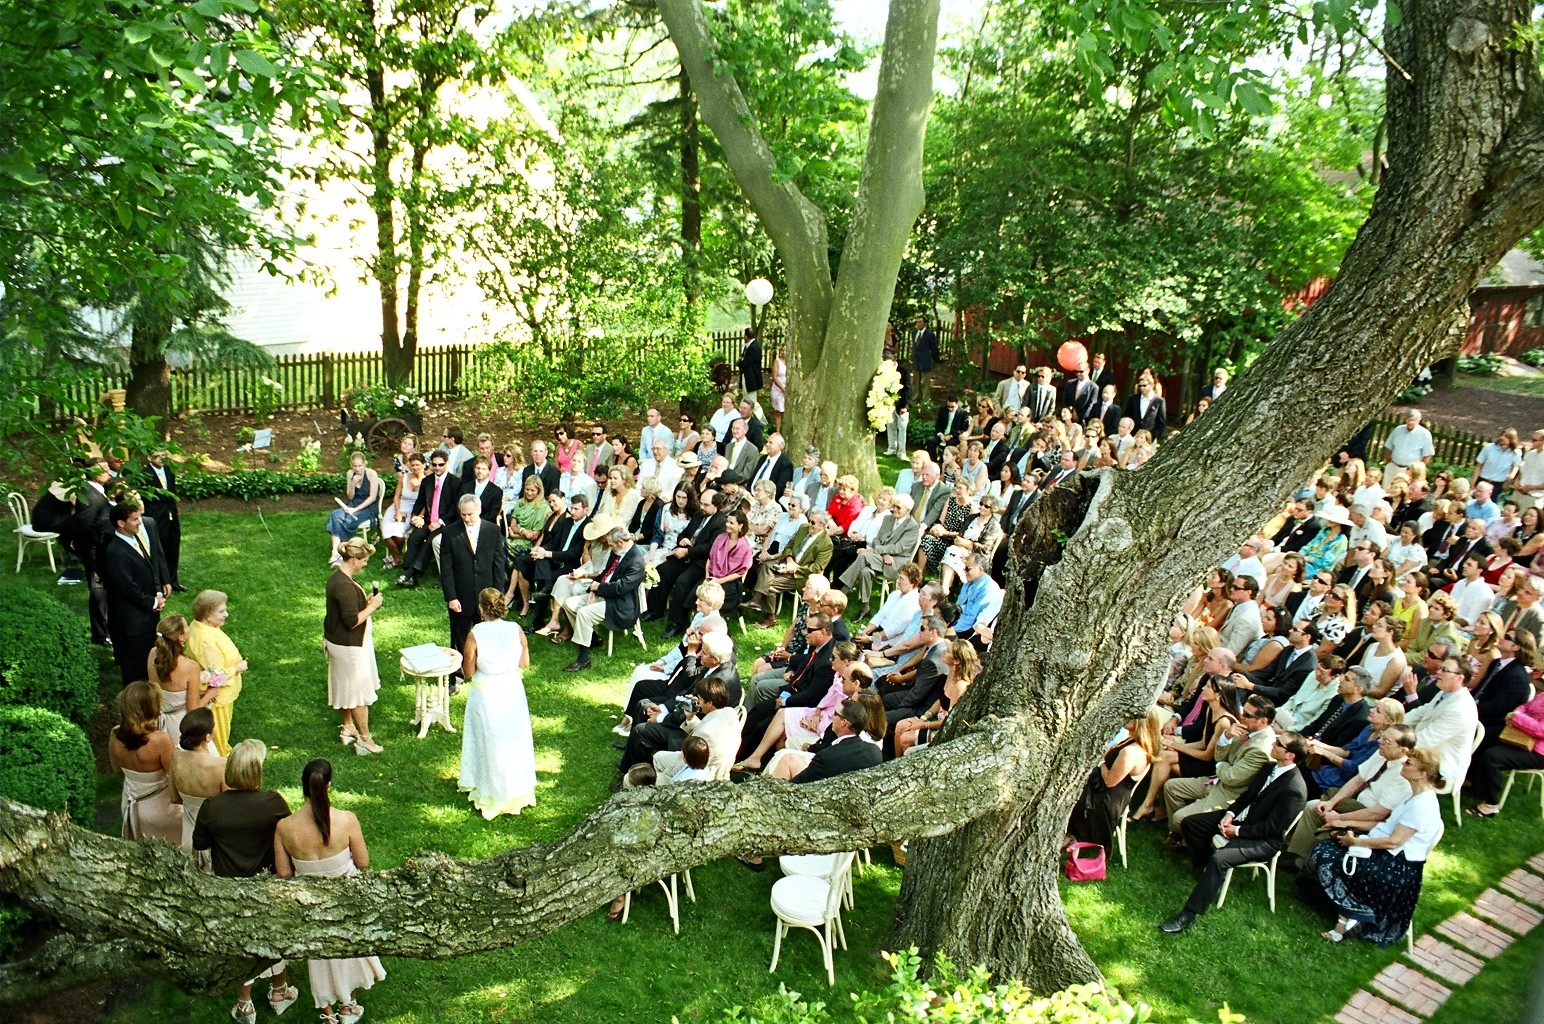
[553,518,645,672]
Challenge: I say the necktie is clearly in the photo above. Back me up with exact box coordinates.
[430,478,444,525]
[1313,701,1348,738]
[135,536,151,561]
[588,447,600,475]
[467,526,477,555]
[598,554,620,583]
[754,458,771,485]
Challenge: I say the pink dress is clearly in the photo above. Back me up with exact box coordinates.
[554,439,580,474]
[771,357,788,412]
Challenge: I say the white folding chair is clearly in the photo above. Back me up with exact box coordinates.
[779,852,855,911]
[1216,810,1304,913]
[769,851,855,986]
[1114,804,1131,870]
[1450,722,1486,827]
[1497,768,1544,819]
[8,492,60,573]
[606,584,649,657]
[621,869,696,934]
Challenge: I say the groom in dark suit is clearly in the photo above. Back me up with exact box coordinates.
[1159,734,1310,933]
[100,501,167,685]
[441,494,508,679]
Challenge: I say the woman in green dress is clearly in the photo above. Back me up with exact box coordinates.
[504,476,550,616]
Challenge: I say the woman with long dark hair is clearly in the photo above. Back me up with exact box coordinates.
[274,759,386,1023]
[148,613,211,740]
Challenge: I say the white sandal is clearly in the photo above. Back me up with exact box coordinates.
[269,984,300,1017]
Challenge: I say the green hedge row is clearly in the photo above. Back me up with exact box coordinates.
[0,585,97,725]
[179,468,346,501]
[0,704,95,826]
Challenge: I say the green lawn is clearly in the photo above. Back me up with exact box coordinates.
[1455,373,1544,398]
[11,469,1539,1023]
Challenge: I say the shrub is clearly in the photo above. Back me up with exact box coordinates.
[0,585,97,725]
[178,467,345,501]
[1521,348,1544,368]
[0,704,95,826]
[1456,352,1504,376]
[699,948,1169,1024]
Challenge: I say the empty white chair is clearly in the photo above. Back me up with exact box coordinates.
[621,869,696,933]
[1216,810,1304,913]
[8,492,60,573]
[1497,768,1544,819]
[769,851,855,986]
[779,852,854,911]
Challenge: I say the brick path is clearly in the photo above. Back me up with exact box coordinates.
[1334,846,1544,1023]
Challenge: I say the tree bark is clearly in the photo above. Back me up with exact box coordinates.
[679,69,703,305]
[658,0,939,494]
[364,0,407,388]
[125,316,173,423]
[892,0,1544,983]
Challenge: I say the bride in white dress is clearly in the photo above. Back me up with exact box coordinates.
[458,588,537,818]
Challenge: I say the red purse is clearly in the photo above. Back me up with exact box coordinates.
[1063,842,1107,882]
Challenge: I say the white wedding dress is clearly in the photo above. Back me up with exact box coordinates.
[458,620,537,818]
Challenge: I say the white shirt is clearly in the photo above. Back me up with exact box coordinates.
[870,588,920,639]
[1449,577,1495,628]
[1355,754,1414,810]
[1222,554,1266,587]
[1384,424,1435,466]
[1367,790,1444,861]
[709,407,738,440]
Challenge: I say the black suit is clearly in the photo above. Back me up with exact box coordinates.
[932,406,969,457]
[137,461,182,586]
[621,664,743,770]
[881,641,948,727]
[1096,401,1122,436]
[1272,515,1323,554]
[739,641,833,759]
[792,735,882,783]
[401,470,462,575]
[1243,645,1316,704]
[594,543,647,633]
[100,532,166,684]
[739,338,764,393]
[521,462,561,498]
[1393,496,1433,527]
[439,518,509,663]
[1437,535,1493,575]
[70,485,113,642]
[1060,376,1097,423]
[460,477,503,524]
[748,454,793,500]
[1178,763,1307,915]
[1123,392,1167,438]
[1472,658,1532,747]
[1303,696,1371,748]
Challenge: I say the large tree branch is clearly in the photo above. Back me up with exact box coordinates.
[655,0,832,308]
[0,717,1036,1001]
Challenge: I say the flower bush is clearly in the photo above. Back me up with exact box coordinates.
[295,437,323,473]
[342,382,429,420]
[867,359,903,432]
[251,375,285,418]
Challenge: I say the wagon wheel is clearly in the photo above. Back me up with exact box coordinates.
[367,417,412,453]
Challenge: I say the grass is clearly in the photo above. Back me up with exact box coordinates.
[9,459,1537,1023]
[1455,373,1544,398]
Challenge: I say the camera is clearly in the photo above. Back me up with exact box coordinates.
[677,694,700,714]
[370,580,380,596]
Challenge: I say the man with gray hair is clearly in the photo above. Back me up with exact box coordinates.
[747,509,833,629]
[558,525,645,672]
[839,492,921,609]
[1382,408,1434,472]
[440,493,508,676]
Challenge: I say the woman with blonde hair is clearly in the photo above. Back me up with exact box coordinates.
[1163,623,1221,706]
[1466,610,1504,680]
[325,451,383,567]
[147,613,211,739]
[597,465,641,526]
[1068,709,1163,851]
[892,640,978,757]
[109,680,182,844]
[1132,679,1238,822]
[380,451,425,569]
[185,589,248,755]
[325,537,385,754]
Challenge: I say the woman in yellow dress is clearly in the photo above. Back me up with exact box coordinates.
[185,589,248,755]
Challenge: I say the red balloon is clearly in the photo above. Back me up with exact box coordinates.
[1057,341,1088,372]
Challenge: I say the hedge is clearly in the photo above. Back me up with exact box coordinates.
[178,468,346,501]
[0,704,95,826]
[0,584,98,725]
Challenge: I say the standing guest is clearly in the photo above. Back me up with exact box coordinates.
[770,344,789,433]
[910,314,938,408]
[1382,409,1436,474]
[274,758,388,1024]
[441,494,509,676]
[1300,749,1446,945]
[1513,429,1544,511]
[739,327,763,402]
[147,613,211,740]
[638,407,672,464]
[191,739,297,1024]
[1123,375,1167,439]
[458,589,537,818]
[325,537,386,755]
[380,452,425,569]
[1473,428,1523,491]
[168,709,223,871]
[1067,710,1163,852]
[185,589,247,756]
[325,452,384,567]
[137,448,184,592]
[438,424,474,476]
[109,681,182,845]
[100,500,167,685]
[995,365,1031,414]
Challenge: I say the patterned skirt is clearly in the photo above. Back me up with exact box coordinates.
[1305,839,1424,946]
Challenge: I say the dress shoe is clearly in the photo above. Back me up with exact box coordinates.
[171,584,188,593]
[741,602,765,615]
[754,616,778,630]
[611,741,627,750]
[735,855,766,872]
[660,628,683,639]
[1159,911,1196,935]
[563,659,590,672]
[640,611,664,623]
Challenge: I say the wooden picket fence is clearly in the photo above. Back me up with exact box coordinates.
[1366,415,1488,469]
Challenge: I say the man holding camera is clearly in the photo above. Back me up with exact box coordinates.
[616,633,742,783]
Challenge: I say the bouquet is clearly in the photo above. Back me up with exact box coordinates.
[201,668,228,690]
[866,359,903,431]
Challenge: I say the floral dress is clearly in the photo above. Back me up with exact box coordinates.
[919,498,971,568]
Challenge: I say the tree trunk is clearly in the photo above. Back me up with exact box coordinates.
[125,317,173,423]
[679,69,703,305]
[364,2,407,389]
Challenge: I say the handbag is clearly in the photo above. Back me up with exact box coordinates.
[1500,723,1538,751]
[1063,842,1106,882]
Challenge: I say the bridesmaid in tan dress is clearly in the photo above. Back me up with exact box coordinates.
[108,681,182,845]
[274,759,386,1024]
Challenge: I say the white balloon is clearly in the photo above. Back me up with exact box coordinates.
[745,278,774,306]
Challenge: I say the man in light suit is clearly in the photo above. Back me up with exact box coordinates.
[909,462,949,527]
[1160,734,1310,933]
[440,495,508,679]
[100,501,167,685]
[1164,694,1279,837]
[839,494,921,607]
[993,365,1030,414]
[724,418,759,481]
[580,422,614,479]
[748,511,834,629]
[1217,576,1264,656]
[1404,653,1481,789]
[558,525,645,672]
